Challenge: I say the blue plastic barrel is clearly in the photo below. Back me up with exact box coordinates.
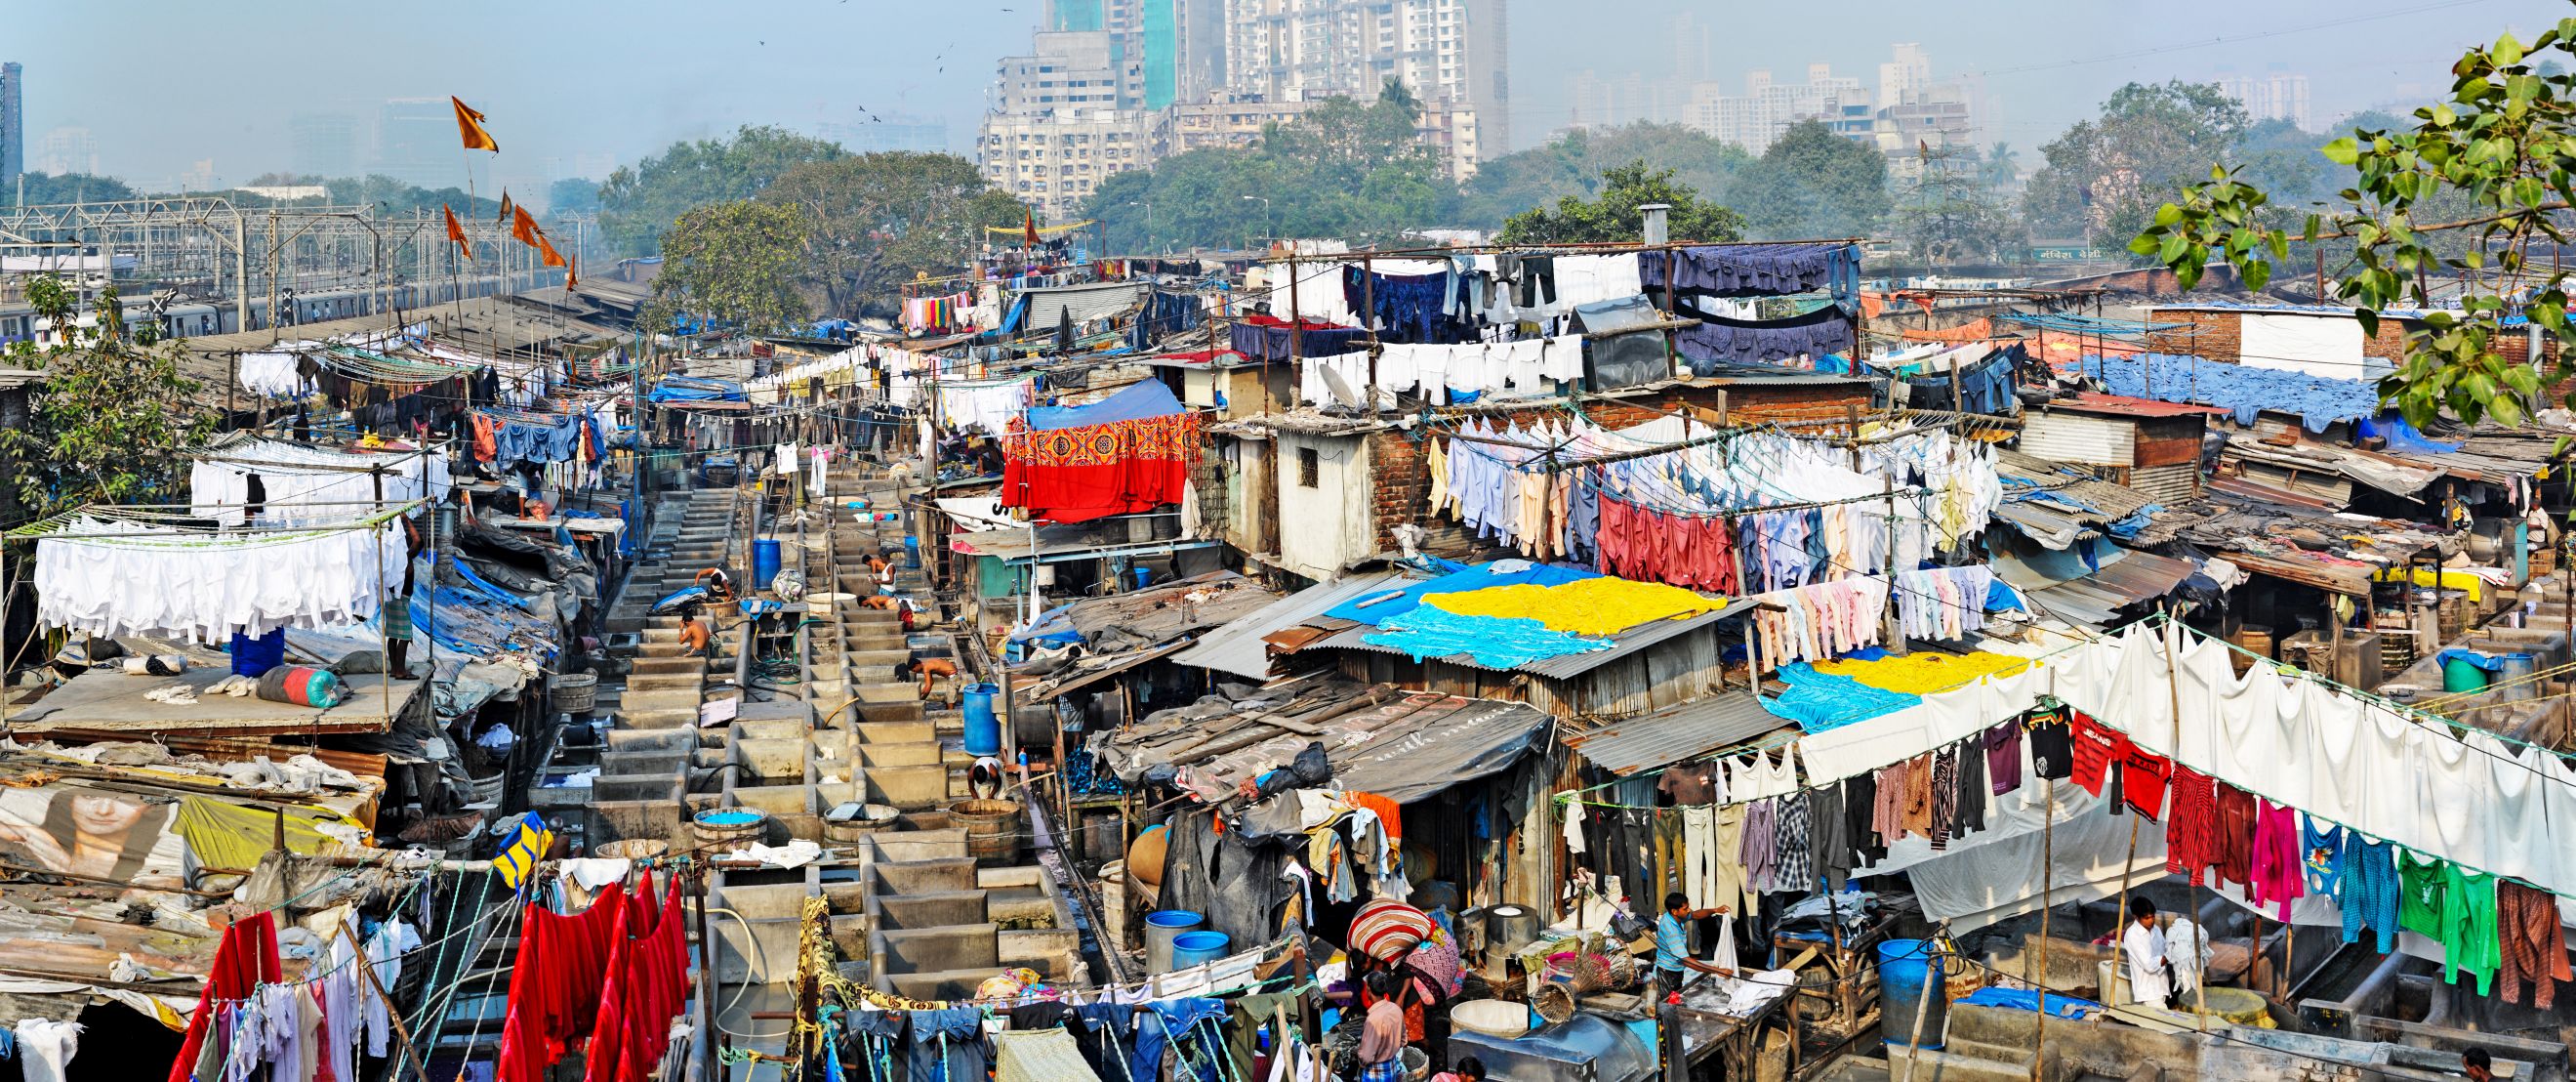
[1132,566,1153,590]
[1170,931,1230,969]
[753,539,783,590]
[961,683,1002,755]
[1146,910,1203,973]
[904,535,922,568]
[1878,939,1948,1049]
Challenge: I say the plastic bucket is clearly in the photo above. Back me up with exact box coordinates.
[2443,655,2490,693]
[1146,910,1203,973]
[1170,931,1230,969]
[904,535,922,569]
[754,539,783,590]
[950,798,1023,864]
[961,683,1002,755]
[1132,566,1153,591]
[1878,939,1948,1050]
[2497,652,2538,702]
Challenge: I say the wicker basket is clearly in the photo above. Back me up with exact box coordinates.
[1533,984,1576,1023]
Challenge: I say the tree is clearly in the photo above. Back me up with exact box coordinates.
[10,172,140,206]
[1497,160,1744,244]
[642,200,810,334]
[1980,142,2022,192]
[2023,81,2248,246]
[1080,82,1456,251]
[0,277,216,518]
[1725,120,1891,240]
[1893,146,2027,265]
[599,126,844,257]
[2130,19,2576,427]
[758,153,1027,318]
[548,178,602,216]
[1461,122,1753,229]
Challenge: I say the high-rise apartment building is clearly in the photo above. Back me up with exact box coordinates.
[1215,0,1505,172]
[32,127,96,177]
[2221,71,2310,131]
[0,62,21,189]
[993,31,1143,116]
[289,112,358,179]
[1685,64,1863,155]
[374,98,456,188]
[978,108,1165,220]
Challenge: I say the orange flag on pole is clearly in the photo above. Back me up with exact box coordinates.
[1022,208,1040,247]
[511,204,543,247]
[566,253,579,291]
[442,204,474,260]
[495,190,515,229]
[452,97,499,152]
[536,230,567,269]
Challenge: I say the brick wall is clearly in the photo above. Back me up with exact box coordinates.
[2147,309,2417,364]
[1368,430,1431,551]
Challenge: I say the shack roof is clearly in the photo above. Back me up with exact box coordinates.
[1092,675,1552,806]
[1562,693,1787,776]
[11,666,423,737]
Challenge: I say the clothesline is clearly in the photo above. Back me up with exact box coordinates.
[7,500,424,540]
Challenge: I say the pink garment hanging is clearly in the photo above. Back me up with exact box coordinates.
[2247,800,2307,920]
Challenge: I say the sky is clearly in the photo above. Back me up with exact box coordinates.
[7,0,2547,205]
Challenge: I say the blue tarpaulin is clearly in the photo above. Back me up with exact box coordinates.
[2077,354,2381,432]
[1324,560,1602,626]
[1025,378,1185,431]
[648,376,746,404]
[2356,414,2464,454]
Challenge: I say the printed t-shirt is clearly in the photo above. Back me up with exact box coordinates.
[2025,711,2072,780]
[2120,746,2173,821]
[2068,713,2129,796]
[2397,852,2448,938]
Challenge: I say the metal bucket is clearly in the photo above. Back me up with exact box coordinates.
[950,798,1023,864]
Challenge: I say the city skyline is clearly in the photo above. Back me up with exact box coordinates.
[0,0,2541,200]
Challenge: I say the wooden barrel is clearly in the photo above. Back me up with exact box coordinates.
[950,799,1023,864]
[691,809,767,850]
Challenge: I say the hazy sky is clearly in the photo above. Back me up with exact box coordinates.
[9,0,2543,202]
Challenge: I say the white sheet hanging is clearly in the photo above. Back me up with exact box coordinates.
[34,516,405,641]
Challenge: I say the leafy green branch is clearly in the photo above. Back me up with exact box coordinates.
[2128,17,2576,428]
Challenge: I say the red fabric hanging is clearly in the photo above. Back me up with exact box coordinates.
[583,874,694,1082]
[1002,411,1202,523]
[168,911,282,1082]
[498,881,630,1082]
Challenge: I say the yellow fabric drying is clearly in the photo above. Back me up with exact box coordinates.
[1814,651,2031,695]
[2371,566,2485,603]
[1425,578,1718,638]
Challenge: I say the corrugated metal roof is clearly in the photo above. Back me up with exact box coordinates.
[1167,571,1418,679]
[1563,693,1789,774]
[1301,598,1758,679]
[2021,410,2135,467]
[1995,546,2196,628]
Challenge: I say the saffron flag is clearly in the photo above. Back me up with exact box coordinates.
[566,253,579,291]
[537,230,567,269]
[442,204,473,260]
[495,190,515,229]
[452,97,499,152]
[492,812,552,890]
[1023,207,1039,247]
[511,204,544,247]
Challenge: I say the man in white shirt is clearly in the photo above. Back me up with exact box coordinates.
[2121,895,2171,1007]
[2166,912,2212,1009]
